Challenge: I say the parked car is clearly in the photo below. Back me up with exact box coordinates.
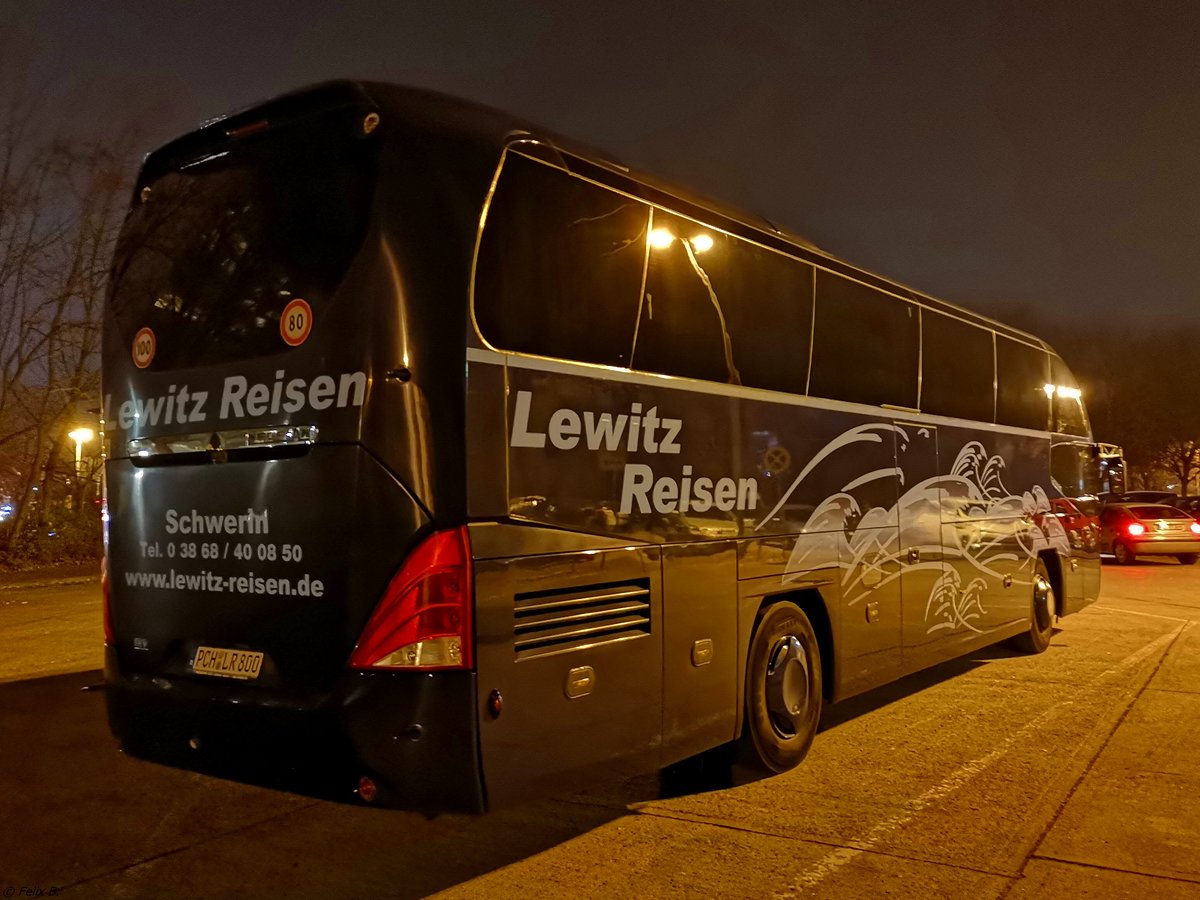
[1046,497,1101,553]
[1168,496,1200,515]
[1099,502,1200,565]
[1100,490,1178,505]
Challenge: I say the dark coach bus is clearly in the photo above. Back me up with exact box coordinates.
[101,81,1102,813]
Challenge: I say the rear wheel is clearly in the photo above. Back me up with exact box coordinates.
[738,601,822,773]
[1177,554,1199,565]
[1011,559,1055,655]
[1113,542,1137,565]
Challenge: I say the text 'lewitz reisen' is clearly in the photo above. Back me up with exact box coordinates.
[107,370,367,430]
[509,390,758,515]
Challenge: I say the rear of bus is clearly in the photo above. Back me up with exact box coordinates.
[102,83,499,812]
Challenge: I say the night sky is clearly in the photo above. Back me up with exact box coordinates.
[14,1,1200,325]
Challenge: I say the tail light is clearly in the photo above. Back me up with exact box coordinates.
[101,555,113,645]
[1126,522,1146,537]
[1191,522,1200,535]
[349,527,473,670]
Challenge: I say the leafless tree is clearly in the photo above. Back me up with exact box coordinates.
[1152,439,1200,496]
[0,62,132,557]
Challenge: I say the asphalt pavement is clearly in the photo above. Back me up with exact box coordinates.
[1,562,1198,898]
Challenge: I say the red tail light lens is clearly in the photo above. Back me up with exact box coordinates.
[349,527,473,670]
[1127,522,1146,537]
[1191,522,1200,535]
[101,555,113,645]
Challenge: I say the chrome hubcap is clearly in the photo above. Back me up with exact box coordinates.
[765,636,809,738]
[1033,574,1053,632]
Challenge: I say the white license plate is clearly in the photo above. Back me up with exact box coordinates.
[192,646,264,680]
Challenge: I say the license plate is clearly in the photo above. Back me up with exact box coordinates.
[192,646,264,680]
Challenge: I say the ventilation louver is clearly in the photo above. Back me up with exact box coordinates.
[513,579,651,660]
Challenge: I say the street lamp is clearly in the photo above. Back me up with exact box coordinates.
[68,427,94,479]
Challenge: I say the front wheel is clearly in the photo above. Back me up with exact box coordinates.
[1177,553,1199,565]
[738,601,822,773]
[1010,559,1055,655]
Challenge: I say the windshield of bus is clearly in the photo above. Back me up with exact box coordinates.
[108,116,377,370]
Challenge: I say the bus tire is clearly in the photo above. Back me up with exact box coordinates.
[1177,554,1199,565]
[1113,542,1136,565]
[738,601,822,774]
[1010,559,1055,655]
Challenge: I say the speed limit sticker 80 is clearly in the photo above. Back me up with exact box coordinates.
[280,298,313,347]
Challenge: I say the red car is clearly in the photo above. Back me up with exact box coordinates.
[1099,502,1200,565]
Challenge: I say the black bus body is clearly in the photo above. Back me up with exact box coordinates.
[102,81,1102,813]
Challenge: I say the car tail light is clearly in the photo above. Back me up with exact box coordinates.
[349,527,473,670]
[1126,522,1146,537]
[101,555,113,645]
[1191,522,1200,535]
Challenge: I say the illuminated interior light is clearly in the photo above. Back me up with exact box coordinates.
[647,228,675,249]
[1042,384,1056,398]
[1056,385,1082,400]
[690,234,714,253]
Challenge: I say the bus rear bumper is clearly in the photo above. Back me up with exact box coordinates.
[104,647,486,814]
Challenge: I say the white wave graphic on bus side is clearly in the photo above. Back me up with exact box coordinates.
[773,432,1070,635]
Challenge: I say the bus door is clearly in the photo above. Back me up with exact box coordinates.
[895,423,951,664]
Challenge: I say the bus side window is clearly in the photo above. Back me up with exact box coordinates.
[996,337,1051,431]
[920,311,995,421]
[707,240,814,395]
[632,210,735,383]
[474,153,647,367]
[808,272,919,409]
[632,216,815,390]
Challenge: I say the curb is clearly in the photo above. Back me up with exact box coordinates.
[0,574,100,592]
[0,563,101,592]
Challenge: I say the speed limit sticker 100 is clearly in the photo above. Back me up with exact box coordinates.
[280,298,313,347]
[132,327,156,368]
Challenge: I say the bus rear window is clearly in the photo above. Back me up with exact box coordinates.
[109,120,377,370]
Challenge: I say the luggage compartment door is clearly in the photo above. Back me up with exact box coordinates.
[474,544,663,808]
[660,542,737,766]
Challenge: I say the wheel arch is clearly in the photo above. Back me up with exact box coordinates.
[751,588,835,702]
[1038,550,1064,616]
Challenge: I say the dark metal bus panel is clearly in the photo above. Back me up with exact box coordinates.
[105,446,429,691]
[101,82,521,812]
